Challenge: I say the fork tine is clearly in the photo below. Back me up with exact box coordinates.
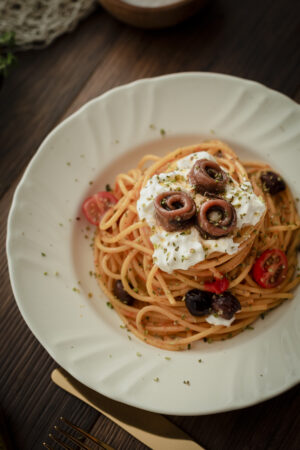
[60,417,112,449]
[54,425,91,449]
[48,432,73,450]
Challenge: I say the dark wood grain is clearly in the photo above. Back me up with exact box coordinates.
[1,0,300,449]
[0,8,122,199]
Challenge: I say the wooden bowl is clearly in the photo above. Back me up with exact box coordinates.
[98,0,207,29]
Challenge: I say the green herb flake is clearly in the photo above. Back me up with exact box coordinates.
[183,380,190,386]
[41,252,46,257]
[136,352,142,357]
[160,128,166,136]
[153,377,159,382]
[106,302,114,309]
[105,184,112,192]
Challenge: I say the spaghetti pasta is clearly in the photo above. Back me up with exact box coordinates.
[93,140,300,350]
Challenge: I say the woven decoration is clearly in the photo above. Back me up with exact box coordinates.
[0,0,96,49]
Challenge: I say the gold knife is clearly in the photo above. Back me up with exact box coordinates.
[51,368,204,450]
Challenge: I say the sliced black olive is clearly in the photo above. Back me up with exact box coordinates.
[113,280,134,305]
[211,292,241,320]
[260,171,286,195]
[185,289,213,316]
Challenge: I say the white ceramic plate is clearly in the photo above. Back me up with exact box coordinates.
[7,73,300,415]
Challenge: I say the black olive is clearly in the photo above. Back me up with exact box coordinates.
[113,280,134,305]
[211,292,241,320]
[185,289,213,316]
[260,171,286,195]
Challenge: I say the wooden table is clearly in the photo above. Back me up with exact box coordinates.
[1,1,300,449]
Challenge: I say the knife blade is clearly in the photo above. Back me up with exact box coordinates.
[51,368,204,450]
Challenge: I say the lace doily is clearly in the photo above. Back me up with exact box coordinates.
[0,0,96,49]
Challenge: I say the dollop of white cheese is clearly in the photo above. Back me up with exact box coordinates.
[205,314,235,327]
[224,180,265,228]
[204,237,240,257]
[137,151,265,273]
[150,228,205,274]
[176,151,217,170]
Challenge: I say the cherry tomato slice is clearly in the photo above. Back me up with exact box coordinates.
[82,191,117,226]
[204,277,229,294]
[252,249,288,288]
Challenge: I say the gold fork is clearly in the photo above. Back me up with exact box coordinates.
[43,416,114,450]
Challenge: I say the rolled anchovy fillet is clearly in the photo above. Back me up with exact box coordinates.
[198,198,236,238]
[189,159,228,194]
[154,191,196,231]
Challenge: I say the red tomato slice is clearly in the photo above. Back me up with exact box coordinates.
[82,192,117,226]
[204,277,229,294]
[252,249,288,288]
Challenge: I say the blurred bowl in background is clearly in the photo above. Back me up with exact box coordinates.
[98,0,208,29]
